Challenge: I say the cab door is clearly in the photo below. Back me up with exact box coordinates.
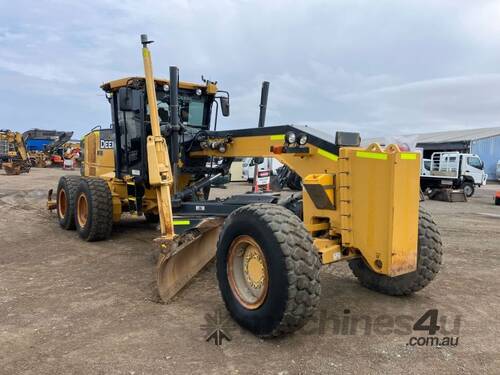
[112,88,148,181]
[464,155,485,184]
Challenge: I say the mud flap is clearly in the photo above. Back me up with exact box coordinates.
[155,217,223,302]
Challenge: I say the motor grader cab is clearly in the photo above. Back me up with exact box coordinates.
[50,35,442,338]
[0,130,31,175]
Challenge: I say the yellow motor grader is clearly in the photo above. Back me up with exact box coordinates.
[49,35,442,337]
[0,130,31,175]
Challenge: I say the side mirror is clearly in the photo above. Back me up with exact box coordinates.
[481,160,484,169]
[118,87,141,112]
[220,96,230,117]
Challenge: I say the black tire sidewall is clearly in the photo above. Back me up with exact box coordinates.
[462,182,474,197]
[217,213,289,335]
[75,180,93,240]
[145,212,160,223]
[57,178,71,228]
[57,176,78,230]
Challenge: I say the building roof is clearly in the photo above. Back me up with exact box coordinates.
[363,126,500,146]
[414,127,500,143]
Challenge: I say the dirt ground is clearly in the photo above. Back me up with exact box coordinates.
[0,168,499,375]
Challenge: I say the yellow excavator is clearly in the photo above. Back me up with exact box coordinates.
[49,35,442,337]
[0,130,31,175]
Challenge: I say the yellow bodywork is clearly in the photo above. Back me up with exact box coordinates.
[81,36,422,279]
[0,131,29,161]
[191,134,421,276]
[82,126,421,277]
[0,130,31,174]
[81,130,115,177]
[141,46,175,241]
[338,144,420,276]
[101,76,218,94]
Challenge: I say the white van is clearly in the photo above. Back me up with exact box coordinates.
[242,157,283,182]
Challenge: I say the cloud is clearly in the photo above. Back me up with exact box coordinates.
[334,74,500,135]
[1,0,500,139]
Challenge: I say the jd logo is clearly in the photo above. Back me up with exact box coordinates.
[100,140,114,149]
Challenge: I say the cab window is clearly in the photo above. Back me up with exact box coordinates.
[467,157,483,169]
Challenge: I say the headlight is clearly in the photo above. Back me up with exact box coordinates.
[163,84,169,92]
[298,134,308,145]
[285,131,296,144]
[196,88,202,96]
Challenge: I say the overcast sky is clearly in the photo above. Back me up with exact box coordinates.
[2,0,500,139]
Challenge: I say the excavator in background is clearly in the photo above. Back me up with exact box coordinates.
[24,129,74,168]
[49,35,442,337]
[0,130,31,175]
[47,132,76,167]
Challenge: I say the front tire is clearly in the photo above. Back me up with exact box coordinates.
[349,207,442,296]
[461,182,474,197]
[216,203,321,337]
[75,178,113,241]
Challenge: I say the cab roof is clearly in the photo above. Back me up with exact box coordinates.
[100,76,217,94]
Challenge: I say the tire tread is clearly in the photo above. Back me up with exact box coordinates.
[76,178,113,241]
[348,206,442,296]
[217,203,321,337]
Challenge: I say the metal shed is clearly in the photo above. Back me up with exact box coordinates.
[364,127,500,180]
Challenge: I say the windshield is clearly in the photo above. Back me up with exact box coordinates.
[179,96,205,126]
[467,157,482,169]
[151,90,208,128]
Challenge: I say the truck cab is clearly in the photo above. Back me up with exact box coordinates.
[420,152,487,197]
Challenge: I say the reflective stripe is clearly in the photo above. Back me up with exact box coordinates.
[356,151,388,160]
[400,153,417,160]
[318,148,339,161]
[270,134,285,141]
[173,220,191,225]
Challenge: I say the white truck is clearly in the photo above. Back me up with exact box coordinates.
[241,157,283,182]
[420,152,487,197]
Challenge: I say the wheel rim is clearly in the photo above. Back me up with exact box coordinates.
[464,185,472,196]
[227,235,268,310]
[77,193,88,228]
[58,189,66,219]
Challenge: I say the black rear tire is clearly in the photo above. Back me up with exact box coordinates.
[216,203,321,337]
[286,170,302,191]
[348,207,442,296]
[145,212,160,223]
[56,175,81,230]
[75,178,113,241]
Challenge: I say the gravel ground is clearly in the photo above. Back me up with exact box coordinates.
[0,168,499,374]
